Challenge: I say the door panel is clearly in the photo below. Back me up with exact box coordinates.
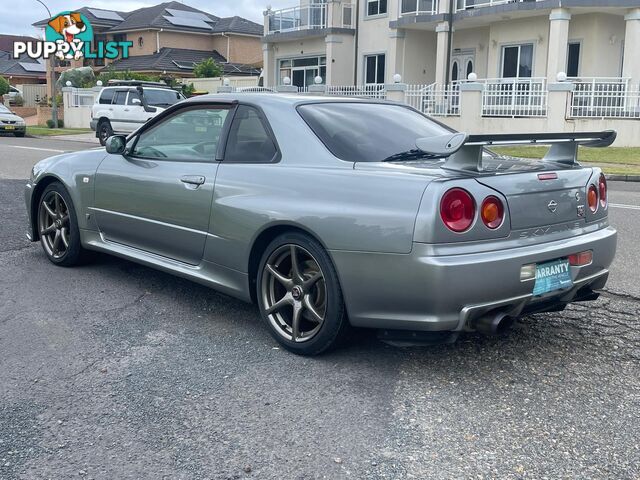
[93,105,231,265]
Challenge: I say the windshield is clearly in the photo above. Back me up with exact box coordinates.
[0,105,11,114]
[297,103,452,162]
[144,89,184,107]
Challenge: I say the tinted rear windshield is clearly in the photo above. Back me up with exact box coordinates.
[297,103,452,162]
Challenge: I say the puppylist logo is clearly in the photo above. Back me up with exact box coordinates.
[13,11,132,61]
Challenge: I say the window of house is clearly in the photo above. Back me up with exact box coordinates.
[112,33,127,43]
[567,42,580,78]
[364,54,385,84]
[278,56,326,88]
[501,44,533,78]
[224,106,277,163]
[367,0,387,16]
[132,107,231,161]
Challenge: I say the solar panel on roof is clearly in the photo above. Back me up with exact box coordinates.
[19,62,46,72]
[172,61,196,70]
[87,9,124,21]
[163,15,213,30]
[165,8,213,22]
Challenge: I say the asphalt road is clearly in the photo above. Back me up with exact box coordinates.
[0,136,639,479]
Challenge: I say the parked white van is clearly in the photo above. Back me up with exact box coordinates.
[90,81,185,145]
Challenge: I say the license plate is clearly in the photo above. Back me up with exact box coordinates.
[4,125,14,130]
[533,258,573,296]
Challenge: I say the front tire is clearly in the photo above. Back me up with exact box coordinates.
[14,131,25,137]
[97,120,113,146]
[256,232,350,355]
[37,182,90,267]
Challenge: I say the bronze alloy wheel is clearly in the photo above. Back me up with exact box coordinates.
[261,244,327,343]
[38,190,71,259]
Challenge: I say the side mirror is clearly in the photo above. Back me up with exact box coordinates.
[131,98,142,105]
[105,135,127,155]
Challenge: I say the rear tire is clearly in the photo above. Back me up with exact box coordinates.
[97,120,113,146]
[256,232,350,355]
[37,182,91,267]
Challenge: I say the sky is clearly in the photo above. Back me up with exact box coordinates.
[0,0,291,36]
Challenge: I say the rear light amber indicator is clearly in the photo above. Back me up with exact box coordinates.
[587,184,598,212]
[598,173,607,208]
[568,250,593,266]
[480,196,504,229]
[440,188,475,232]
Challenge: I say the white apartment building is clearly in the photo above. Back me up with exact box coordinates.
[260,1,640,145]
[262,0,640,88]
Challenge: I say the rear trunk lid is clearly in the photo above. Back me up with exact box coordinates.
[475,168,592,230]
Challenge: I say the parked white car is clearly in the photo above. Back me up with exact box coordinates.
[90,81,185,145]
[7,86,23,103]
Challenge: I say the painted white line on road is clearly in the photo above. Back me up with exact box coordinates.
[609,203,640,210]
[6,145,65,153]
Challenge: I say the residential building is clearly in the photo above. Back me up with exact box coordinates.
[33,2,263,95]
[262,0,640,89]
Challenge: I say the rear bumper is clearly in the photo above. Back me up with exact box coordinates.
[89,119,98,132]
[331,226,617,331]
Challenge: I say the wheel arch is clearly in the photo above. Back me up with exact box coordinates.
[30,175,66,241]
[247,222,333,304]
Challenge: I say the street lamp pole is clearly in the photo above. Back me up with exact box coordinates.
[34,0,58,128]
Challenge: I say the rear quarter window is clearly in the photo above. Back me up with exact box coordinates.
[99,89,115,104]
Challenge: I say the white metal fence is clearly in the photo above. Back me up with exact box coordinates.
[570,78,640,119]
[481,77,547,117]
[405,83,460,116]
[326,85,387,99]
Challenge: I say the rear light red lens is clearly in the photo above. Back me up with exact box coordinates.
[598,173,607,208]
[440,188,475,232]
[568,250,593,266]
[537,172,558,180]
[481,196,504,229]
[588,184,598,212]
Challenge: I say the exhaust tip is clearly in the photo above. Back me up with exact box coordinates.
[473,311,515,335]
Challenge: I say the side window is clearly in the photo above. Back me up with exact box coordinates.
[99,89,115,104]
[224,106,277,163]
[113,91,127,105]
[127,90,142,106]
[131,107,230,161]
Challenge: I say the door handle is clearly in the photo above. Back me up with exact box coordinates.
[124,108,130,112]
[180,175,206,186]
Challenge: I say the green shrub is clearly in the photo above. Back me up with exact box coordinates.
[45,119,63,128]
[0,76,10,96]
[193,58,223,78]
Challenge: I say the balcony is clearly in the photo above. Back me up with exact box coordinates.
[455,0,542,12]
[266,2,354,35]
[400,0,439,16]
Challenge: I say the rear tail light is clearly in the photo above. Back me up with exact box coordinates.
[480,196,504,229]
[440,188,475,232]
[587,184,598,212]
[568,250,593,266]
[598,173,607,208]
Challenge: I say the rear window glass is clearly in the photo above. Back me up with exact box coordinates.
[297,103,451,162]
[99,89,115,104]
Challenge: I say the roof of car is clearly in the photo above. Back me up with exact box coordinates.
[183,93,390,107]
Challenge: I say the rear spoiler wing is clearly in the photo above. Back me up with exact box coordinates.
[418,130,617,172]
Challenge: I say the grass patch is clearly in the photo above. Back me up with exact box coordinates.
[491,146,640,176]
[27,126,93,136]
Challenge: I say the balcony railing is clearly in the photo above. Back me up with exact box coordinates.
[481,77,547,117]
[267,3,354,34]
[400,0,438,16]
[456,0,542,12]
[570,77,640,119]
[405,83,460,116]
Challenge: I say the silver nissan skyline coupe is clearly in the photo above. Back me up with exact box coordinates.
[24,94,617,355]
